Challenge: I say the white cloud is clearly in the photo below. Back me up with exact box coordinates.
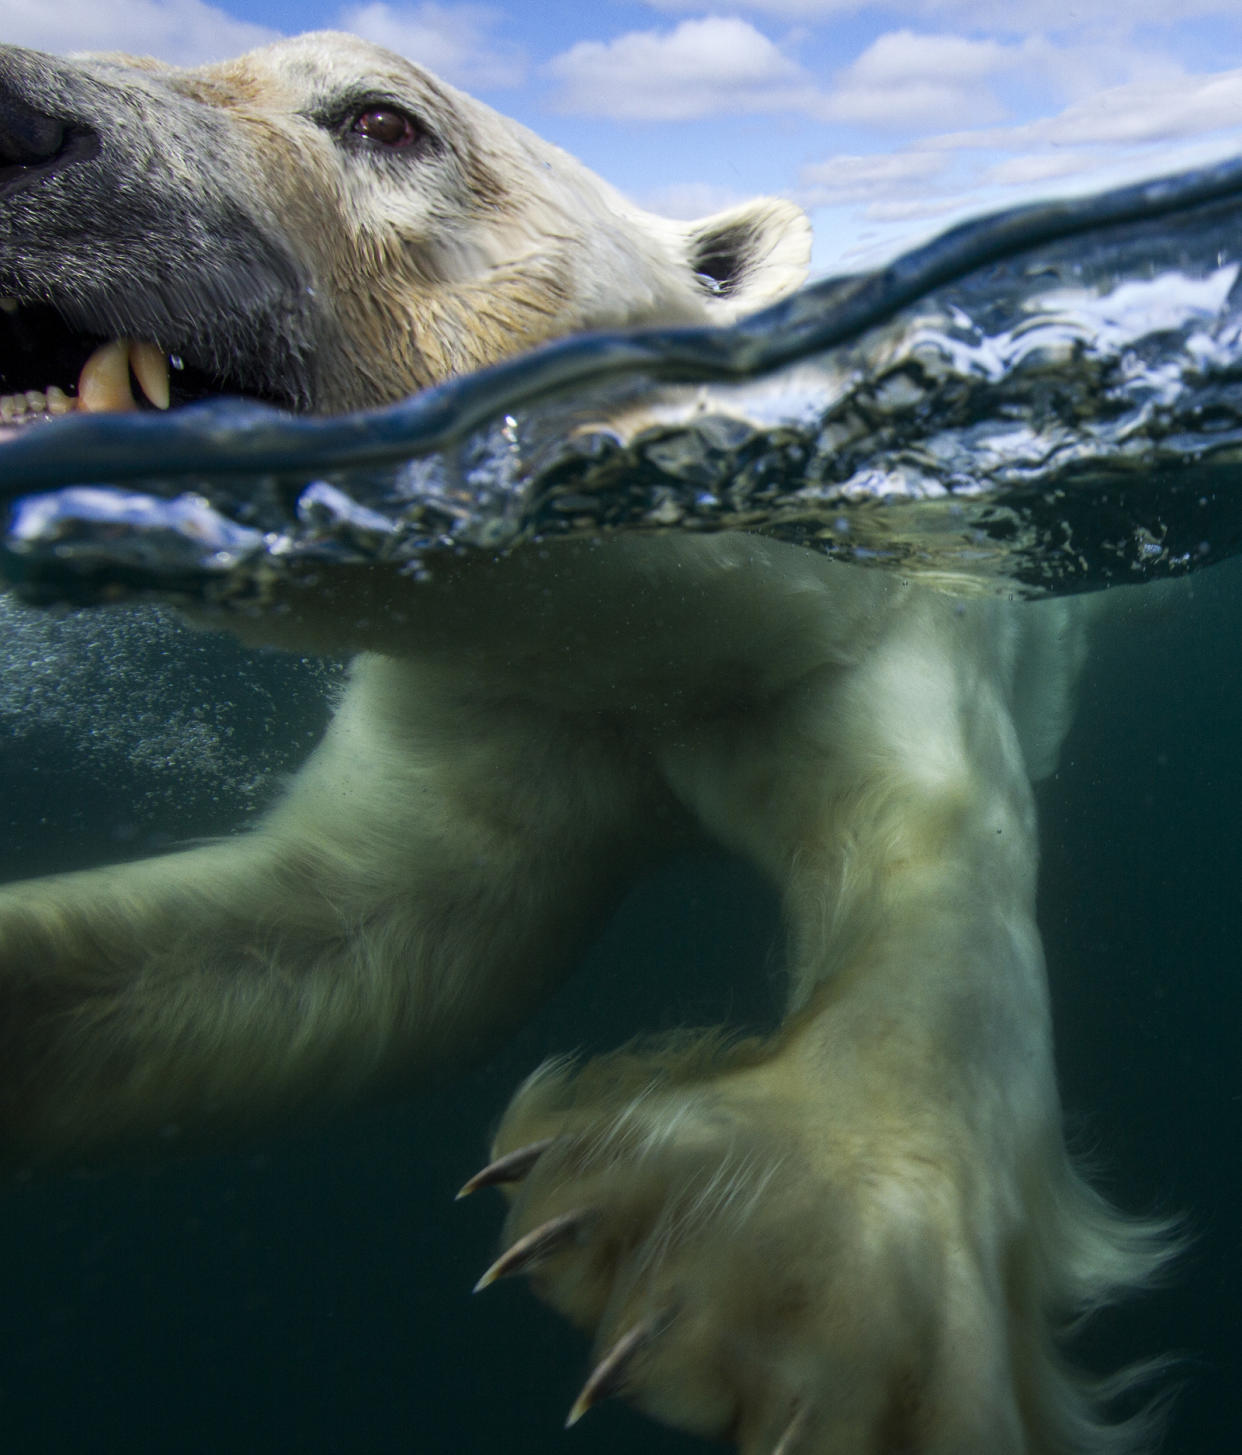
[0,0,525,85]
[629,11,1205,130]
[832,80,996,126]
[0,0,276,64]
[979,151,1109,187]
[924,0,1240,28]
[544,19,1180,135]
[642,0,1242,25]
[920,66,1242,165]
[642,181,755,219]
[337,3,526,91]
[801,58,1242,270]
[997,68,1242,148]
[846,28,1015,84]
[642,0,861,15]
[818,28,1186,130]
[544,21,1037,128]
[1024,33,1185,102]
[860,194,979,222]
[819,31,1026,127]
[545,17,809,121]
[799,149,948,206]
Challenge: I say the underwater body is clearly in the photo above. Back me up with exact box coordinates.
[1,149,1241,1455]
[0,581,1237,1453]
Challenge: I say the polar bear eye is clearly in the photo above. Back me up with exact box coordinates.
[350,107,423,148]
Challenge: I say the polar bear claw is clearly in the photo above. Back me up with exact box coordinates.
[470,1022,1147,1455]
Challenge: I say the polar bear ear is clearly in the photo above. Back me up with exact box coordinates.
[684,198,813,319]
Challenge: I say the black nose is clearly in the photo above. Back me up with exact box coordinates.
[0,83,98,198]
[0,92,66,164]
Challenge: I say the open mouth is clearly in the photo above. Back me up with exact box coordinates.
[0,298,281,429]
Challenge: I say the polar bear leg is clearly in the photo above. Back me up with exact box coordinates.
[0,653,663,1154]
[471,591,1172,1454]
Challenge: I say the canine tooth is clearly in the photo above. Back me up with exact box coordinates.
[78,339,136,413]
[130,340,171,410]
[46,385,73,415]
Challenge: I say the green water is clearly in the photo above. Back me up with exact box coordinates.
[0,561,1237,1454]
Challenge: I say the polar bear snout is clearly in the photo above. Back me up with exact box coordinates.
[0,33,812,425]
[0,45,322,422]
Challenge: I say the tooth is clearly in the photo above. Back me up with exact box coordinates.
[78,339,136,413]
[0,384,77,422]
[0,297,18,313]
[130,340,170,410]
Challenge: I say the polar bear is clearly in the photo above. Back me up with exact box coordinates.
[0,32,1173,1455]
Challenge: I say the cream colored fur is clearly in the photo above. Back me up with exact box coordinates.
[0,33,1174,1455]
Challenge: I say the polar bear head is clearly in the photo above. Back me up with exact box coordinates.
[0,32,811,415]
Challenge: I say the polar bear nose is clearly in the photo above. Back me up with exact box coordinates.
[0,87,98,199]
[0,93,64,163]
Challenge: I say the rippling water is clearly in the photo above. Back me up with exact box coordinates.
[5,149,1242,604]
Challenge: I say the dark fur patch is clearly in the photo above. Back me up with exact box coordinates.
[690,222,757,297]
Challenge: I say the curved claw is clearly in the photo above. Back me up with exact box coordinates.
[456,1138,556,1200]
[473,1207,593,1293]
[565,1309,672,1427]
[770,1402,808,1455]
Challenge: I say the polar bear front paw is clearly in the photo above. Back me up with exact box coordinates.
[463,1033,1033,1455]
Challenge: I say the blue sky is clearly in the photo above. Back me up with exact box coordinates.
[4,0,1242,271]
